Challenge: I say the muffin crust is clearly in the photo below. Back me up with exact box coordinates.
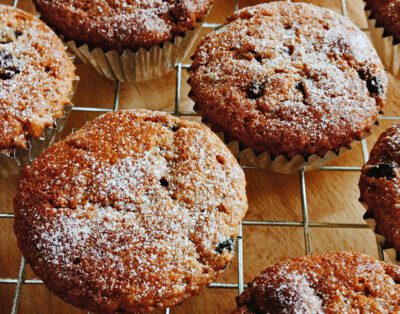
[359,124,400,258]
[190,2,387,159]
[234,252,400,313]
[0,5,75,150]
[14,109,248,313]
[33,0,213,52]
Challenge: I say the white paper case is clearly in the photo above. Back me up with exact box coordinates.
[0,66,79,178]
[220,135,351,174]
[0,104,73,178]
[365,10,400,79]
[66,26,203,82]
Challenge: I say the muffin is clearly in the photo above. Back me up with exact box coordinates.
[359,124,400,260]
[0,5,77,177]
[33,0,213,81]
[14,109,248,313]
[364,0,400,78]
[190,2,387,173]
[234,252,400,313]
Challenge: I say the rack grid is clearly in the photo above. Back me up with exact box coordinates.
[0,0,397,313]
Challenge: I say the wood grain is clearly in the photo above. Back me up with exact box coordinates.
[0,0,399,313]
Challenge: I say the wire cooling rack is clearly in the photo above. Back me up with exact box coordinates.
[1,0,399,313]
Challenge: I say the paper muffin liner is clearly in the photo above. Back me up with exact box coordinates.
[66,23,205,82]
[365,10,400,79]
[212,131,359,174]
[359,200,400,261]
[193,98,374,173]
[0,75,79,178]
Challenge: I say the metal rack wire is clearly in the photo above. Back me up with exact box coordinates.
[0,0,395,313]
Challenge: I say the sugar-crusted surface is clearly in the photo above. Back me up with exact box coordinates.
[233,252,400,313]
[0,5,75,150]
[359,124,400,258]
[33,0,213,52]
[365,0,400,45]
[190,2,387,158]
[14,109,248,313]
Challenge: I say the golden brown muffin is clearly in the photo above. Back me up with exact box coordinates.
[359,124,400,260]
[0,4,76,151]
[33,0,213,52]
[234,252,400,313]
[190,2,387,159]
[14,109,248,313]
[365,0,400,45]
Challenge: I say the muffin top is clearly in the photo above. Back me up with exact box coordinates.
[365,0,400,44]
[14,109,248,313]
[359,124,400,257]
[190,2,387,158]
[33,0,213,52]
[0,5,75,151]
[234,252,400,313]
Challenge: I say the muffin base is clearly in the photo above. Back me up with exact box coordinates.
[195,102,374,174]
[0,72,78,178]
[219,132,359,174]
[359,200,400,261]
[365,10,400,79]
[67,25,204,82]
[0,104,73,178]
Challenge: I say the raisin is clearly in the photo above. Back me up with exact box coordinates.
[357,69,384,96]
[171,125,179,132]
[0,50,20,80]
[215,237,235,254]
[366,77,384,96]
[365,163,397,180]
[295,81,306,95]
[160,177,169,188]
[247,78,268,99]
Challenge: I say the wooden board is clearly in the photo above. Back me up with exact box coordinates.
[0,0,399,313]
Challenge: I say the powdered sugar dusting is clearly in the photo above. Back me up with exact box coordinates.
[34,0,212,52]
[190,2,387,158]
[0,5,75,150]
[14,109,247,312]
[235,252,400,313]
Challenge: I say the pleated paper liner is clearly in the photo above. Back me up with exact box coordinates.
[360,200,400,261]
[0,72,79,178]
[212,131,358,174]
[66,24,204,82]
[365,10,400,79]
[195,104,373,174]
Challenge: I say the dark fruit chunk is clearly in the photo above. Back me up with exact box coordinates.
[295,81,306,96]
[171,125,179,132]
[0,50,20,80]
[247,78,267,99]
[159,177,169,188]
[357,69,384,96]
[365,163,397,180]
[366,76,384,96]
[215,237,235,254]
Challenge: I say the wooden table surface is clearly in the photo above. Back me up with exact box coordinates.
[1,0,399,313]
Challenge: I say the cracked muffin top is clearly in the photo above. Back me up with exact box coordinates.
[190,2,387,159]
[33,0,213,52]
[233,252,400,313]
[0,5,75,151]
[359,124,400,258]
[365,0,400,45]
[14,109,248,313]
